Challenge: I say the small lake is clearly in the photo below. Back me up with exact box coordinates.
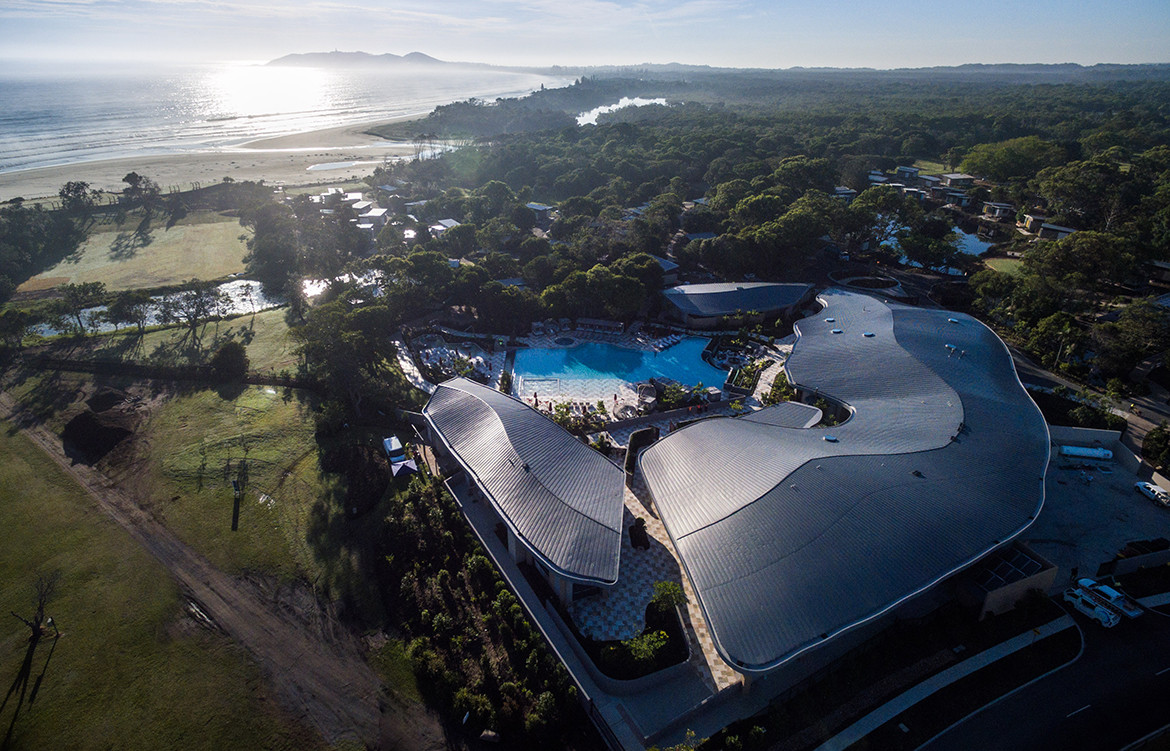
[956,229,994,256]
[33,278,284,337]
[577,97,668,126]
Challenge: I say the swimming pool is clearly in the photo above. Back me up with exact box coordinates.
[512,337,727,398]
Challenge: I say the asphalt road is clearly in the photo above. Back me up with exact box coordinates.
[922,608,1170,751]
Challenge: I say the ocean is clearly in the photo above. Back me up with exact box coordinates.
[0,62,570,175]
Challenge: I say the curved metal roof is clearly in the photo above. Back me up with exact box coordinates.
[640,289,1049,672]
[424,377,625,585]
[663,282,814,318]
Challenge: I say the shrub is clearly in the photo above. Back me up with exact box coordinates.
[651,581,687,613]
[209,340,249,380]
[1144,422,1170,469]
[626,629,670,663]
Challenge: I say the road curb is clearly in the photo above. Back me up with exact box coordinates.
[811,614,1077,751]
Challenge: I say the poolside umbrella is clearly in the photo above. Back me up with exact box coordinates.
[391,459,418,477]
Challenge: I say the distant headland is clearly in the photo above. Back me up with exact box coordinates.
[266,51,448,67]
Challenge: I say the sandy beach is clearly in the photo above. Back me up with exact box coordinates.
[0,117,423,202]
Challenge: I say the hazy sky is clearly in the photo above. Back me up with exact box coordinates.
[3,0,1168,69]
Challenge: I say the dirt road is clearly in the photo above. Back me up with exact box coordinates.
[1,391,447,750]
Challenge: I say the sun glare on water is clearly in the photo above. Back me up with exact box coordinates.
[203,64,334,119]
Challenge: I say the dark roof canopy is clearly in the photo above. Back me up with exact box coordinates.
[640,290,1049,672]
[663,282,814,318]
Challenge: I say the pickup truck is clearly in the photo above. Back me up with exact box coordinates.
[1063,587,1121,628]
[1077,578,1144,618]
[1135,481,1170,506]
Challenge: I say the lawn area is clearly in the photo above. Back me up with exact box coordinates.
[38,308,299,374]
[18,211,249,293]
[984,257,1024,275]
[0,424,323,750]
[143,385,339,582]
[912,158,948,174]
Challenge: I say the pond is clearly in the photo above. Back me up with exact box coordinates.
[33,279,284,338]
[577,97,668,126]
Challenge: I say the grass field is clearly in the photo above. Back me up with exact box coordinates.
[41,308,299,374]
[144,386,336,581]
[0,425,323,750]
[912,158,949,174]
[984,257,1024,275]
[18,211,249,293]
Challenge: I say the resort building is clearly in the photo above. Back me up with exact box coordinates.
[1037,223,1076,241]
[662,282,815,329]
[982,201,1015,220]
[639,289,1049,677]
[422,377,626,605]
[942,173,976,188]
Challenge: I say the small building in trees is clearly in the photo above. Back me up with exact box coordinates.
[1020,214,1048,233]
[918,174,942,191]
[942,173,976,188]
[982,201,1015,220]
[895,166,920,182]
[422,378,625,605]
[1038,223,1076,241]
[662,282,815,330]
[360,207,389,229]
[833,186,858,204]
[648,254,680,285]
[430,218,461,236]
[525,202,555,230]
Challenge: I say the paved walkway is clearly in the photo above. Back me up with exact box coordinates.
[392,337,435,395]
[811,615,1076,751]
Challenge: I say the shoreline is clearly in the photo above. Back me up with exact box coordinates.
[0,115,427,202]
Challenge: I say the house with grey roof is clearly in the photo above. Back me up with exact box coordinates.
[662,282,815,329]
[640,289,1049,678]
[422,378,626,604]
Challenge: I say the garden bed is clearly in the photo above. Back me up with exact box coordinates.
[1027,389,1127,432]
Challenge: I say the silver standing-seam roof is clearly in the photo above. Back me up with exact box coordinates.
[640,289,1050,673]
[663,282,814,318]
[423,377,625,585]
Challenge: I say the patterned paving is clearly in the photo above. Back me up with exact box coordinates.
[569,501,683,642]
[570,471,744,693]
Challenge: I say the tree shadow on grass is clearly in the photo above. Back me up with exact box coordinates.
[0,631,59,750]
[302,433,398,627]
[4,369,79,434]
[107,224,155,262]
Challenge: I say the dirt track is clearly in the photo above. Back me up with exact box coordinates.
[1,391,447,750]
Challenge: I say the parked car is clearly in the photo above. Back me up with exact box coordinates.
[1077,578,1144,618]
[1063,587,1121,628]
[1135,481,1170,506]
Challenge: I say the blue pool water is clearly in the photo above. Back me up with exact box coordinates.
[513,337,727,397]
